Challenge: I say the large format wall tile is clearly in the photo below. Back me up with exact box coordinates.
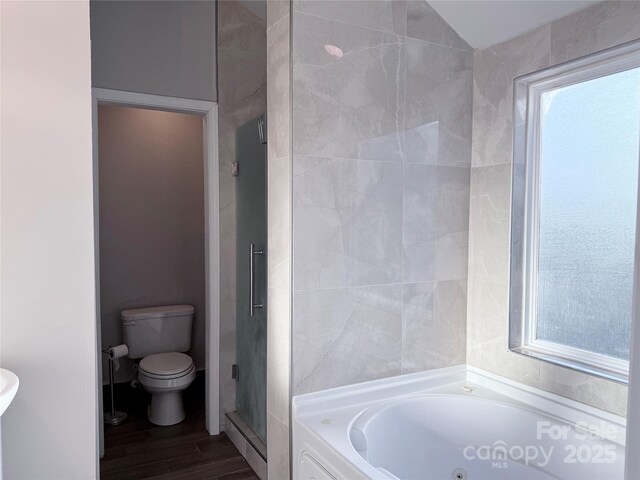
[405,0,471,52]
[403,164,470,283]
[550,1,640,65]
[540,362,627,416]
[266,2,292,476]
[294,0,407,35]
[293,284,403,394]
[404,37,472,167]
[267,413,290,479]
[267,14,291,161]
[267,0,289,29]
[293,13,405,162]
[402,164,437,282]
[290,1,472,400]
[402,280,466,373]
[467,163,511,287]
[294,155,403,291]
[472,25,550,168]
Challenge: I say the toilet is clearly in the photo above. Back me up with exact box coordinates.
[122,305,196,426]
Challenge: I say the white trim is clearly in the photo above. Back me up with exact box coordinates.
[625,86,640,477]
[510,40,640,384]
[91,89,221,456]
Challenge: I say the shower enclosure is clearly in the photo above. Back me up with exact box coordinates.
[235,115,267,443]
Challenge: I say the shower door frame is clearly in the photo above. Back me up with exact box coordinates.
[91,88,221,456]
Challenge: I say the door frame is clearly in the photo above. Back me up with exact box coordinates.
[91,88,221,456]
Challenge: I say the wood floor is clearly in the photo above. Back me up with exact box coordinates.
[101,374,258,480]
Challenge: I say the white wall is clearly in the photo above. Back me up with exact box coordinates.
[0,1,98,478]
[90,0,217,101]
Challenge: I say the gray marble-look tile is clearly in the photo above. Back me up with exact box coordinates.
[502,354,541,389]
[467,280,508,350]
[218,2,267,117]
[403,165,470,283]
[468,163,511,287]
[293,0,407,35]
[550,1,640,66]
[293,155,403,291]
[436,166,470,237]
[217,50,266,118]
[472,25,550,168]
[405,0,471,52]
[293,284,403,394]
[267,13,291,161]
[402,280,466,373]
[434,230,468,282]
[267,286,291,426]
[218,0,266,52]
[267,0,290,29]
[403,164,437,283]
[492,23,551,80]
[404,37,472,167]
[267,155,291,289]
[267,414,290,480]
[539,362,628,417]
[292,13,405,162]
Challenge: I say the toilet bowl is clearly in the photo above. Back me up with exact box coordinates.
[137,352,196,426]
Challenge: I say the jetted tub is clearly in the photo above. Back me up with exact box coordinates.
[293,365,626,480]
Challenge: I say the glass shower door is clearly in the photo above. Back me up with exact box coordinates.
[235,115,267,442]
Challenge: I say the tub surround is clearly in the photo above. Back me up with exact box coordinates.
[467,0,640,417]
[291,0,473,396]
[267,1,640,477]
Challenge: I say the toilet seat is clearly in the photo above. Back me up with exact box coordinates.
[138,352,196,391]
[139,352,194,379]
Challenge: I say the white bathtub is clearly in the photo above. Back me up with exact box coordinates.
[293,365,626,480]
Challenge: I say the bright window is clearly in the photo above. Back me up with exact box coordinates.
[510,42,640,382]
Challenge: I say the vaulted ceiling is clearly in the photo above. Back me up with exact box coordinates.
[428,0,601,48]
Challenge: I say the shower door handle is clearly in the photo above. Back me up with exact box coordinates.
[250,243,263,317]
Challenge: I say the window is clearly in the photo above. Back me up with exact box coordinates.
[510,42,640,382]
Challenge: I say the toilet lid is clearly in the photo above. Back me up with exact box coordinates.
[139,352,194,376]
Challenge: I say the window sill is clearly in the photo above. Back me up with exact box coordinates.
[510,346,629,384]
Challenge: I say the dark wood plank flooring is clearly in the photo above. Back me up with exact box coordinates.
[101,373,258,480]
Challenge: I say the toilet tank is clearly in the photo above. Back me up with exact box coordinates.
[121,305,194,359]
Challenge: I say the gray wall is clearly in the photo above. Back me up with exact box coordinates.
[1,2,98,477]
[467,0,640,417]
[90,0,216,101]
[98,105,205,384]
[290,0,473,395]
[216,0,267,428]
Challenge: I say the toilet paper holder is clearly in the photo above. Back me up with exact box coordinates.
[103,344,128,427]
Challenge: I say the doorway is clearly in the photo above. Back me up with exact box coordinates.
[91,88,220,457]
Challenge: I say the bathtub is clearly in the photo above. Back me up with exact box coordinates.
[292,365,626,480]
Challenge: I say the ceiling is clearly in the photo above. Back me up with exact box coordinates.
[428,0,601,49]
[237,0,601,50]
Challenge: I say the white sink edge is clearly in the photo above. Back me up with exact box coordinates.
[0,368,19,417]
